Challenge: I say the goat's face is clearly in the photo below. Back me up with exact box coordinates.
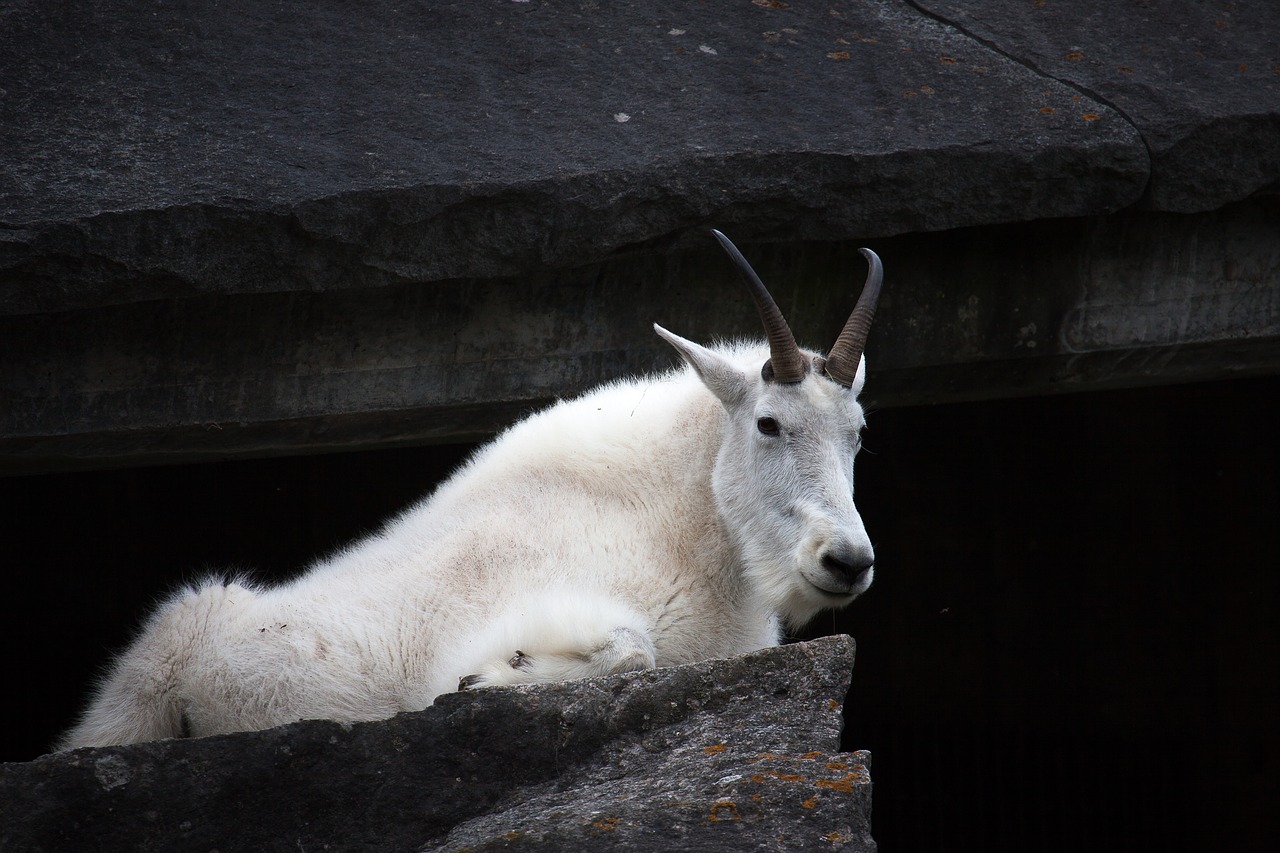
[655,230,883,627]
[655,329,875,627]
[724,360,874,625]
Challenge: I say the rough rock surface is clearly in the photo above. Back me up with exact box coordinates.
[1,0,1148,312]
[1,0,1276,470]
[0,636,873,853]
[918,0,1280,212]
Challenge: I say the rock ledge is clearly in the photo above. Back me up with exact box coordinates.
[0,636,873,852]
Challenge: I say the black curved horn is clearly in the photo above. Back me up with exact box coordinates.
[822,248,883,388]
[711,230,807,383]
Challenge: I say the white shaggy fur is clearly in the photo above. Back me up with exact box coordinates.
[57,324,877,750]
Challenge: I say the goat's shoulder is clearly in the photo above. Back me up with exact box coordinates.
[442,364,712,489]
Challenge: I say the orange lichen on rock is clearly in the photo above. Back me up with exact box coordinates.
[708,801,740,822]
[815,766,872,793]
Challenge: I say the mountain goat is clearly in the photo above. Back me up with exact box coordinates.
[57,231,883,751]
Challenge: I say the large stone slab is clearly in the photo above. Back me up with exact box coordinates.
[862,194,1280,408]
[0,0,1145,314]
[0,636,871,852]
[919,0,1280,212]
[4,197,1276,474]
[4,1,1276,473]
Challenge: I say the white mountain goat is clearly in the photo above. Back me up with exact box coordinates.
[57,231,883,750]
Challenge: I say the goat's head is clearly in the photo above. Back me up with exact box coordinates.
[655,230,882,627]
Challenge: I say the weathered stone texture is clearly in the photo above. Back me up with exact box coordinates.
[4,196,1276,473]
[918,0,1280,212]
[0,0,1146,312]
[862,195,1280,408]
[0,636,873,853]
[1,0,1276,469]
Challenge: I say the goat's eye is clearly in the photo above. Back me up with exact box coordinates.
[757,417,780,436]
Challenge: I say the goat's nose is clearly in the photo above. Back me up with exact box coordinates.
[821,548,874,587]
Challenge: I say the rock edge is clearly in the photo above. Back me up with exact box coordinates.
[0,635,873,853]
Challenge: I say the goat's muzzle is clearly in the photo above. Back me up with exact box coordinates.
[818,546,875,595]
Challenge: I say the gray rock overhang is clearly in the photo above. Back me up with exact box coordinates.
[2,0,1158,309]
[1,0,1277,472]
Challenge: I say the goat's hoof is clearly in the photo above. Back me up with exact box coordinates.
[459,651,531,691]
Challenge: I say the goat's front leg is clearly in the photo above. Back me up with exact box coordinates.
[458,626,655,690]
[456,593,656,690]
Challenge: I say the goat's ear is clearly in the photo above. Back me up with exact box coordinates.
[849,354,867,396]
[654,324,750,407]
